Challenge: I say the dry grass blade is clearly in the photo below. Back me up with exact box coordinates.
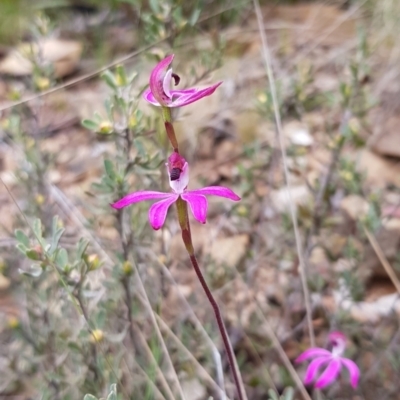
[364,227,400,294]
[252,0,315,347]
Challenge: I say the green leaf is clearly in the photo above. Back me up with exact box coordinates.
[16,243,28,254]
[283,387,294,400]
[149,0,160,14]
[15,229,30,247]
[106,384,117,400]
[189,7,201,26]
[81,119,98,131]
[77,238,89,259]
[32,219,43,241]
[55,248,68,269]
[19,264,43,277]
[115,65,127,86]
[267,389,279,400]
[83,395,98,400]
[104,159,117,180]
[101,70,118,90]
[26,249,41,261]
[49,217,65,255]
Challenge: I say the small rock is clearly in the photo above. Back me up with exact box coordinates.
[181,378,206,400]
[271,185,310,213]
[0,274,10,290]
[340,195,369,220]
[209,234,249,267]
[0,39,82,78]
[284,121,314,146]
[358,149,400,188]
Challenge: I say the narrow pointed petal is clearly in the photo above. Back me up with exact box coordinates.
[304,357,331,385]
[341,358,360,388]
[111,191,170,209]
[315,359,341,389]
[296,348,332,363]
[143,89,161,106]
[188,186,241,201]
[149,54,174,105]
[170,82,223,107]
[181,193,208,224]
[148,195,178,230]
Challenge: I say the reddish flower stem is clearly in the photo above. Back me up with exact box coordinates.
[162,107,179,152]
[176,197,244,400]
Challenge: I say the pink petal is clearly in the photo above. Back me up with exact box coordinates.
[149,54,174,106]
[304,357,331,385]
[181,193,208,224]
[296,348,332,363]
[111,191,171,209]
[148,195,178,230]
[171,82,222,107]
[143,89,161,106]
[315,359,341,389]
[340,358,360,388]
[187,186,241,201]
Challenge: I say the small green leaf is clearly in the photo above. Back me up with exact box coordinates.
[15,229,30,247]
[32,219,42,241]
[55,248,68,269]
[101,70,118,90]
[81,119,98,131]
[77,238,89,259]
[149,0,160,14]
[19,264,43,277]
[115,65,127,86]
[283,387,294,400]
[189,7,201,26]
[104,159,117,180]
[26,249,41,261]
[83,395,98,400]
[106,384,117,400]
[16,243,28,254]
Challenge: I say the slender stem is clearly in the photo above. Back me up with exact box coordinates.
[162,107,179,152]
[175,197,244,400]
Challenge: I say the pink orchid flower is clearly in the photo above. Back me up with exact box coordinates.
[143,54,222,107]
[111,152,240,230]
[295,331,360,389]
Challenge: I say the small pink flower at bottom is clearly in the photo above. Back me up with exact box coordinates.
[111,152,240,230]
[143,54,222,108]
[295,331,360,389]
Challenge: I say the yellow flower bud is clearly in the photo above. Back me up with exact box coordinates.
[157,255,167,265]
[35,194,45,206]
[88,254,100,271]
[35,76,51,91]
[7,316,19,329]
[90,329,104,343]
[122,261,133,275]
[98,121,113,134]
[237,205,248,217]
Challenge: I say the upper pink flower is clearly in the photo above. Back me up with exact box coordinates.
[111,152,240,230]
[143,54,222,107]
[295,331,360,389]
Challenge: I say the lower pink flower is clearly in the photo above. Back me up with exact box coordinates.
[111,152,240,230]
[295,331,360,389]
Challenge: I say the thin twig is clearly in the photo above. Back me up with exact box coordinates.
[364,227,400,294]
[253,0,315,346]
